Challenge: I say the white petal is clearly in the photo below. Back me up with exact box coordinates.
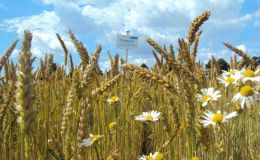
[208,88,214,94]
[225,112,238,120]
[201,88,208,94]
[202,102,208,107]
[241,97,245,109]
[232,93,241,102]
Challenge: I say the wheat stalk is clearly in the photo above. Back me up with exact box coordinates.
[122,64,177,94]
[77,98,90,160]
[81,45,102,88]
[15,30,34,159]
[69,30,89,65]
[56,33,69,66]
[69,53,74,76]
[191,31,202,64]
[61,88,74,138]
[0,39,18,71]
[223,42,256,66]
[187,11,211,45]
[147,38,170,62]
[91,74,121,97]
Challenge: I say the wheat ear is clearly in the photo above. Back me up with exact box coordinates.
[187,11,211,45]
[0,39,18,71]
[91,74,121,97]
[122,64,177,94]
[81,45,102,88]
[223,42,256,66]
[15,30,34,159]
[69,30,89,65]
[56,33,68,66]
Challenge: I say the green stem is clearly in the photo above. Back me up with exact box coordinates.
[94,144,101,160]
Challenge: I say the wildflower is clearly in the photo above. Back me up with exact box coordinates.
[217,75,239,87]
[107,154,117,160]
[107,96,120,104]
[196,88,222,107]
[139,152,164,160]
[81,134,103,147]
[256,81,260,92]
[232,85,259,109]
[108,122,117,130]
[106,155,115,160]
[200,110,237,127]
[237,68,260,83]
[192,157,199,160]
[106,150,119,160]
[222,69,240,77]
[135,110,160,122]
[180,121,186,130]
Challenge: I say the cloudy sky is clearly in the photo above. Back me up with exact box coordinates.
[0,0,259,71]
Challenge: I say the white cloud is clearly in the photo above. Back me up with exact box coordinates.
[0,0,252,64]
[253,9,260,27]
[254,21,260,26]
[130,57,149,66]
[255,9,260,17]
[99,60,110,72]
[236,44,247,52]
[199,47,231,64]
[199,43,254,64]
[10,49,19,58]
[39,0,249,43]
[0,11,75,58]
[81,0,246,36]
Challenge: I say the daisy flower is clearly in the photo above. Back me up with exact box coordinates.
[81,134,103,147]
[232,85,259,109]
[192,157,200,160]
[107,96,120,104]
[135,110,160,122]
[222,69,240,77]
[200,110,238,127]
[139,152,164,160]
[108,122,117,130]
[256,81,260,92]
[196,88,222,107]
[217,75,239,87]
[238,68,260,83]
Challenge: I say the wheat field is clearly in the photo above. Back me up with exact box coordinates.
[0,11,260,160]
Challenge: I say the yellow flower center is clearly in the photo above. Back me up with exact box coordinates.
[155,153,164,160]
[192,157,199,160]
[243,69,255,77]
[106,155,114,160]
[108,122,117,130]
[225,77,235,84]
[240,85,254,97]
[146,155,153,160]
[180,121,186,130]
[111,96,118,101]
[212,113,223,123]
[145,115,153,121]
[230,69,235,75]
[202,94,212,102]
[90,135,101,142]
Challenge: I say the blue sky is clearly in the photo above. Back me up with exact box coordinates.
[0,0,260,71]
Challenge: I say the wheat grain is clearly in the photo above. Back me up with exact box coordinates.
[69,30,89,65]
[187,11,211,45]
[0,39,18,71]
[224,42,256,66]
[56,33,69,66]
